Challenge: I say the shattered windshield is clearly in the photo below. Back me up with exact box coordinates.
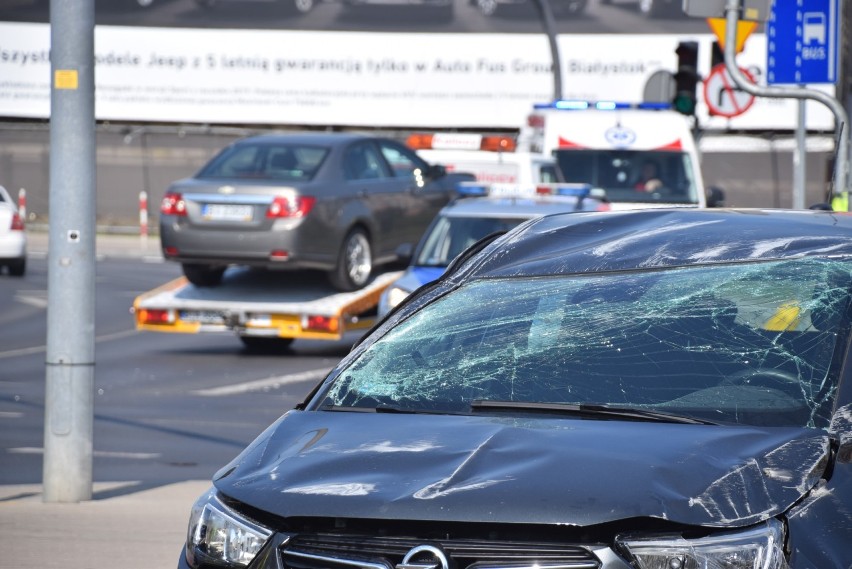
[554,149,699,205]
[322,259,851,429]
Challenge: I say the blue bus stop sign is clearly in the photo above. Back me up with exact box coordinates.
[767,0,839,84]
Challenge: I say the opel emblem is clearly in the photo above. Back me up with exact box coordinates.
[396,545,450,569]
[218,185,236,194]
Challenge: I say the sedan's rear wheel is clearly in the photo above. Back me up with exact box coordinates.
[182,263,226,287]
[329,229,372,291]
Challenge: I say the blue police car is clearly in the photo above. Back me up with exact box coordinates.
[378,184,608,316]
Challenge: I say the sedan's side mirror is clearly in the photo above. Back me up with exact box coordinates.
[706,186,725,208]
[426,164,447,179]
[395,243,414,265]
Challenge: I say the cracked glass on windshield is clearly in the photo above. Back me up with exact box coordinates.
[323,258,851,428]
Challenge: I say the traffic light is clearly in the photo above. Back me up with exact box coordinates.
[673,41,699,116]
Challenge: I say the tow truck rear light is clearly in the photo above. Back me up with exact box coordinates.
[139,308,175,325]
[407,133,516,153]
[10,212,24,231]
[267,196,316,218]
[270,250,289,261]
[161,192,187,216]
[303,315,339,333]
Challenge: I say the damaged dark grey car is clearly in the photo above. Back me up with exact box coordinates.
[180,209,852,569]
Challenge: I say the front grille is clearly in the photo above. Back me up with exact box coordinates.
[281,534,600,569]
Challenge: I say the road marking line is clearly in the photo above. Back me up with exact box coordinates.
[0,411,24,418]
[0,328,139,360]
[7,447,161,459]
[195,368,331,396]
[14,291,48,309]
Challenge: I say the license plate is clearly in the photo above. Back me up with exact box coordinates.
[202,203,254,221]
[180,310,226,324]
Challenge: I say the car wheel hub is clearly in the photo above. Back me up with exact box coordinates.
[346,233,372,286]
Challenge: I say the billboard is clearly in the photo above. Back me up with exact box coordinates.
[0,0,837,131]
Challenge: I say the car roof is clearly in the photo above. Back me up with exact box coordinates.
[235,132,383,146]
[439,196,591,218]
[455,208,852,279]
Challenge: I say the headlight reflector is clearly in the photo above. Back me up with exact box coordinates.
[186,488,272,568]
[386,286,411,310]
[618,520,785,569]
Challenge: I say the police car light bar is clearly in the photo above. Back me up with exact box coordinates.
[536,183,594,198]
[456,182,491,197]
[533,101,673,111]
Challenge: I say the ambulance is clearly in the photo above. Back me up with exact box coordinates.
[519,101,722,209]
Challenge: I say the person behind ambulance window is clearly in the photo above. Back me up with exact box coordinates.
[633,159,664,192]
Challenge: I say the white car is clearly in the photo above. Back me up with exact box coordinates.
[0,185,26,276]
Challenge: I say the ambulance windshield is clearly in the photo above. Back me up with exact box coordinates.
[554,149,699,206]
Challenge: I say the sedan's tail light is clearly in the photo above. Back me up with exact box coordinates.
[161,192,187,216]
[267,196,316,219]
[10,212,24,231]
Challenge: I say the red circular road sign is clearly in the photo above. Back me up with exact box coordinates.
[703,63,756,118]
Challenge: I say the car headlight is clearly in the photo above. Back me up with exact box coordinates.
[386,286,411,310]
[185,487,273,568]
[617,520,785,569]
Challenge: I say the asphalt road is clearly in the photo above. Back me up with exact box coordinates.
[0,256,356,488]
[0,0,715,34]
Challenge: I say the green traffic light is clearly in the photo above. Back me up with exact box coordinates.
[673,94,696,115]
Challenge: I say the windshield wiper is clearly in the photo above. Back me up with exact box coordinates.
[469,400,718,425]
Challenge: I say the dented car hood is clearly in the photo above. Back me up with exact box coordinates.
[215,410,829,528]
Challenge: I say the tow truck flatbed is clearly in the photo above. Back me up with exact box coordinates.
[133,268,401,345]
